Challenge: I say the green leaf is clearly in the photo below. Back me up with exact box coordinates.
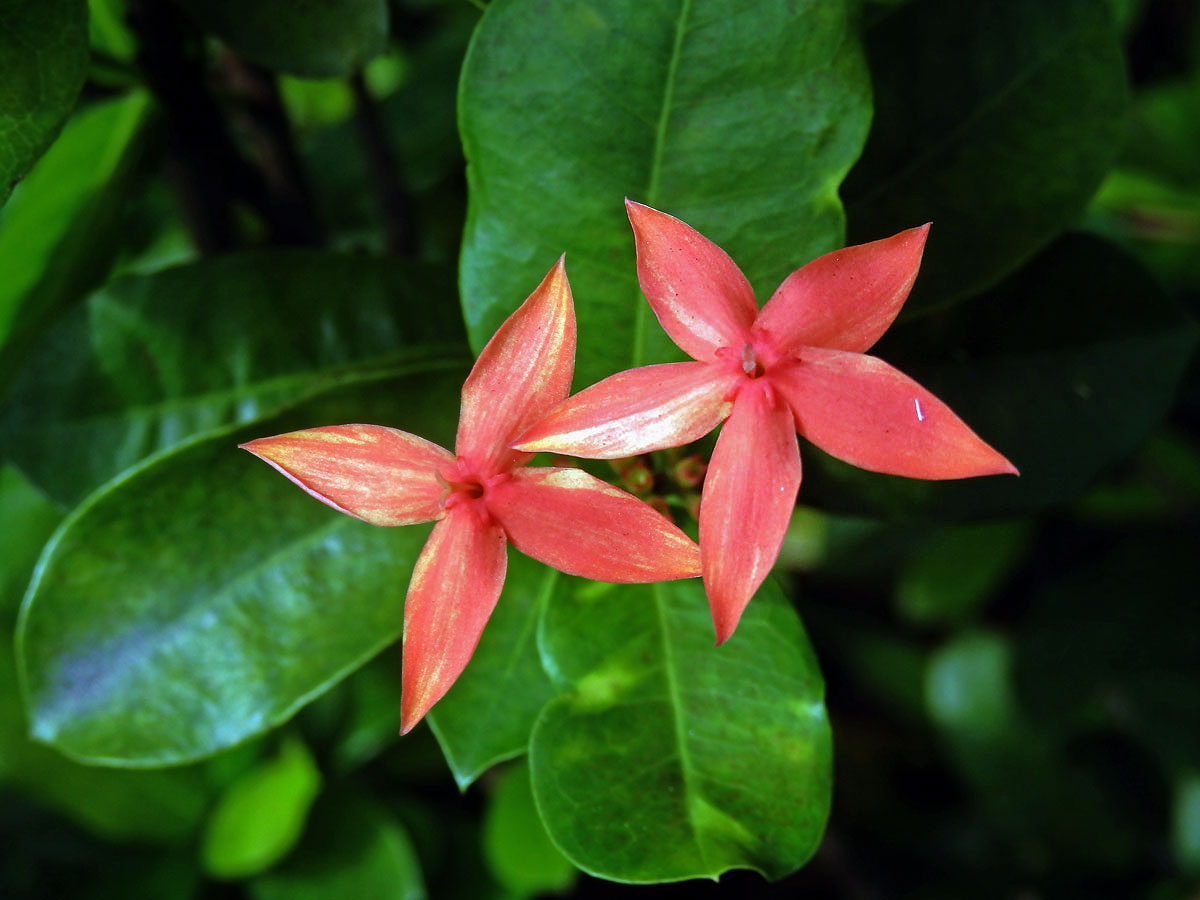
[530,577,830,883]
[459,0,871,387]
[172,0,388,77]
[0,0,89,207]
[0,251,465,506]
[202,737,323,879]
[844,0,1130,308]
[428,551,557,790]
[1173,773,1200,875]
[0,91,152,387]
[804,234,1200,518]
[251,791,426,900]
[17,366,465,766]
[483,760,575,897]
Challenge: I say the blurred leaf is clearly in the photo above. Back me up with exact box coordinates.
[428,551,556,790]
[1015,532,1200,773]
[88,0,136,63]
[1122,78,1200,191]
[805,234,1200,518]
[483,759,575,897]
[531,577,830,882]
[1173,772,1200,875]
[460,0,871,387]
[202,737,322,879]
[0,0,89,207]
[927,631,1138,866]
[895,520,1031,626]
[171,0,388,77]
[252,791,425,900]
[18,366,465,766]
[0,91,152,388]
[844,0,1129,309]
[0,251,465,506]
[328,654,403,775]
[0,466,59,612]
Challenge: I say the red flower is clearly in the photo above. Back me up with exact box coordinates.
[516,203,1017,644]
[241,259,700,732]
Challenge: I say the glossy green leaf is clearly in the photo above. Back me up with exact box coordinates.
[460,0,871,387]
[172,0,388,77]
[251,792,425,900]
[530,577,830,883]
[804,234,1200,518]
[0,466,210,844]
[0,0,89,207]
[18,366,465,766]
[483,760,575,897]
[844,0,1129,308]
[0,91,152,386]
[0,251,465,506]
[202,737,322,879]
[428,552,557,790]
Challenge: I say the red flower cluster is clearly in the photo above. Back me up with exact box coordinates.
[243,204,1015,730]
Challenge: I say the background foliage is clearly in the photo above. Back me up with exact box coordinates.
[1,0,1198,897]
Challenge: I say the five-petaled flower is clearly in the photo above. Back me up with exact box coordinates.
[241,259,701,733]
[515,202,1017,644]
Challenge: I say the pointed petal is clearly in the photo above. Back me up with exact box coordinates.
[400,506,508,733]
[487,468,700,582]
[513,361,737,459]
[770,348,1019,479]
[456,256,576,475]
[626,200,757,361]
[700,383,801,644]
[240,424,453,526]
[754,224,930,354]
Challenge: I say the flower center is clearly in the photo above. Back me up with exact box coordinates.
[437,460,492,511]
[740,342,766,378]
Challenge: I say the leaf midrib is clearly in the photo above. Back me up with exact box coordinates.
[632,0,693,369]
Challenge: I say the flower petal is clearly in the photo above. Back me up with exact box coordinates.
[626,200,757,361]
[700,382,801,644]
[754,224,930,355]
[240,424,453,526]
[770,348,1019,479]
[513,361,737,458]
[400,506,508,733]
[456,256,576,475]
[487,468,700,582]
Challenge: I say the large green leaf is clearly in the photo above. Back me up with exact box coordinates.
[0,91,152,387]
[17,366,465,766]
[171,0,388,77]
[844,0,1129,309]
[460,0,871,388]
[427,551,556,790]
[0,0,89,207]
[0,465,210,844]
[530,577,830,882]
[0,251,465,506]
[803,234,1200,519]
